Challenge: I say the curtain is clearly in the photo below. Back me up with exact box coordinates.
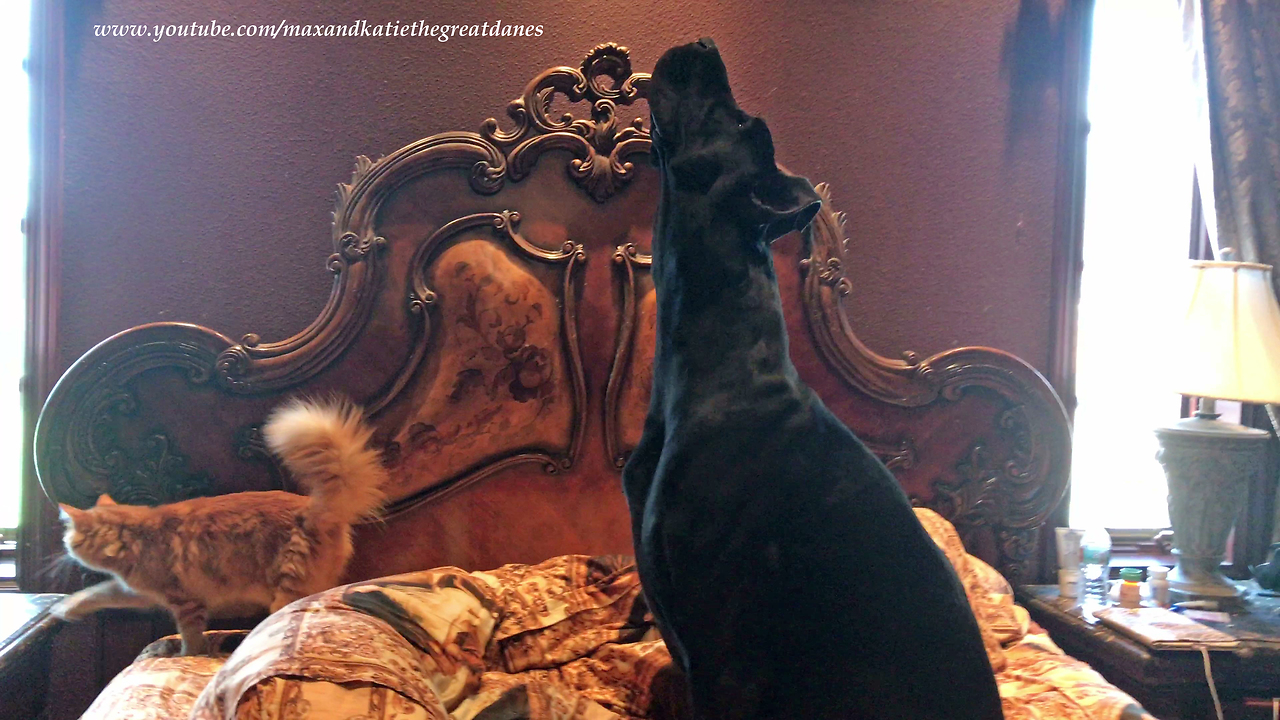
[1195,0,1280,281]
[1184,0,1280,543]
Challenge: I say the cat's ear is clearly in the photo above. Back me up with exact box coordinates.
[96,494,116,506]
[57,503,85,524]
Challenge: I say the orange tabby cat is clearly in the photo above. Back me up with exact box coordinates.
[51,397,387,655]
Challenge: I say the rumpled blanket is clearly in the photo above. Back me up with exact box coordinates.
[80,510,1155,720]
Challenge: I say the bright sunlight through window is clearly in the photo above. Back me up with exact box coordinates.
[1068,0,1198,530]
[0,3,30,531]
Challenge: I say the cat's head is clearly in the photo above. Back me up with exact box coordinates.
[58,494,138,574]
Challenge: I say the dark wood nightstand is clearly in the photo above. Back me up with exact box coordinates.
[1016,585,1280,720]
[0,593,65,719]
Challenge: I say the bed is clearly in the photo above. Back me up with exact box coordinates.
[33,43,1149,720]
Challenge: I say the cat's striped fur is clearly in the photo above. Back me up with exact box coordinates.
[51,397,387,655]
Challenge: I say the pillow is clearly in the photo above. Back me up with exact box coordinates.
[234,678,436,720]
[967,553,1031,645]
[79,631,243,720]
[912,508,1009,672]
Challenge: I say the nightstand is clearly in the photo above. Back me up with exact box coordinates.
[1016,585,1280,719]
[0,593,65,719]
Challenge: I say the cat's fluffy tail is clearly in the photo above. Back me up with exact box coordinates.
[262,397,387,526]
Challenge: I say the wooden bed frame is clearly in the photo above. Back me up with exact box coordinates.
[33,43,1071,586]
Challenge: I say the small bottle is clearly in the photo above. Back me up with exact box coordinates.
[1079,527,1112,610]
[1148,565,1171,607]
[1058,568,1080,599]
[1118,568,1143,608]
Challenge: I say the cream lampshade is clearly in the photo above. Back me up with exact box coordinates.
[1155,259,1280,601]
[1172,261,1280,404]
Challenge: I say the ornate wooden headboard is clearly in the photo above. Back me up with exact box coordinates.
[34,44,1070,585]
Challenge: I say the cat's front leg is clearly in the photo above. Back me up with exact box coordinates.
[168,598,210,656]
[50,579,156,621]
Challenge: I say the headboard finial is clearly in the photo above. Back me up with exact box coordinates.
[479,43,652,201]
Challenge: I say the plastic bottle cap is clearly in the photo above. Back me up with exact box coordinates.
[1149,566,1169,580]
[1119,568,1143,582]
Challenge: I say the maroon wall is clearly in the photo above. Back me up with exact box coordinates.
[56,0,1066,381]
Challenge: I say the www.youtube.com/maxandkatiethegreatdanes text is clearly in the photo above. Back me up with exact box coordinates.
[93,19,545,43]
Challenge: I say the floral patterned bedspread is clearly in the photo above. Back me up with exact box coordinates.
[80,510,1156,720]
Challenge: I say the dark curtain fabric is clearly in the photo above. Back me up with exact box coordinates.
[1198,0,1280,285]
[1189,0,1280,544]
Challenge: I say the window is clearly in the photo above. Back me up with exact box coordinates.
[0,2,31,584]
[1067,0,1202,531]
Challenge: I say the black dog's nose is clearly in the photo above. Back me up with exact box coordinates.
[649,37,735,146]
[652,37,731,96]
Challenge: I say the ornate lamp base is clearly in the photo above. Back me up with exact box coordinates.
[1168,552,1244,600]
[1155,413,1269,602]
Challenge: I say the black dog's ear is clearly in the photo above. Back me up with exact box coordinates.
[749,169,823,243]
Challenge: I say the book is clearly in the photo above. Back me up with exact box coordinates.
[1093,606,1240,650]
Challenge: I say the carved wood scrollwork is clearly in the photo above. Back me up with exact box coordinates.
[800,183,942,405]
[866,437,918,472]
[211,44,650,395]
[233,424,287,490]
[368,210,589,516]
[35,324,232,507]
[802,183,1071,580]
[605,243,651,468]
[482,43,651,202]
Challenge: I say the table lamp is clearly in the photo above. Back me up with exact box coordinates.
[1155,256,1280,601]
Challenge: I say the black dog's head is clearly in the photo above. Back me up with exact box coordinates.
[649,38,821,245]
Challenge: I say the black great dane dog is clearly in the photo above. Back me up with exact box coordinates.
[623,39,1006,720]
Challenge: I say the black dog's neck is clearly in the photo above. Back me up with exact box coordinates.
[644,37,819,418]
[650,216,798,407]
